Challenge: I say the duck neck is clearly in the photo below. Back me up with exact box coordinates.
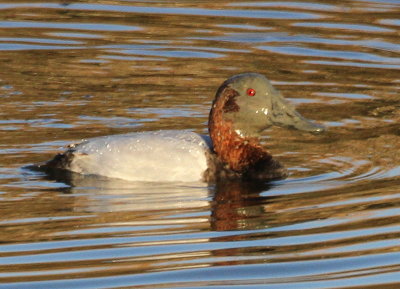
[208,89,272,172]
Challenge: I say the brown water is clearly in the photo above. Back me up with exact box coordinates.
[1,0,400,288]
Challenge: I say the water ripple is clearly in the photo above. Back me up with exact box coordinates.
[0,0,399,288]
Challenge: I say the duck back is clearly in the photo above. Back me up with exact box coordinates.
[44,130,212,182]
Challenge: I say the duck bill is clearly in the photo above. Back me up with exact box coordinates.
[269,93,325,133]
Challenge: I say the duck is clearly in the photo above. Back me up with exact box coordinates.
[37,73,324,183]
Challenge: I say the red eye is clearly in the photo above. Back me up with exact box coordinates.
[247,88,256,96]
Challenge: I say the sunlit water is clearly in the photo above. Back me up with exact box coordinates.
[0,0,399,288]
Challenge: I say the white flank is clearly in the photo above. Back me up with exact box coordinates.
[68,130,212,182]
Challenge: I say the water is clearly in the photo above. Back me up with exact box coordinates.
[0,0,399,288]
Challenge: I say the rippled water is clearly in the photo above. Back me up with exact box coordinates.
[1,0,400,288]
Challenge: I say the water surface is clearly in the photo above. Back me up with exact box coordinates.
[0,0,399,288]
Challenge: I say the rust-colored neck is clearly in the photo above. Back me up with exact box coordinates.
[208,87,272,172]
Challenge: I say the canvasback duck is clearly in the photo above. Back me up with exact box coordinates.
[38,73,324,182]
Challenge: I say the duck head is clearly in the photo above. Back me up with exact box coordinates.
[208,72,324,174]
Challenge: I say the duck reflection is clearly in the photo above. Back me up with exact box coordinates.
[211,181,272,231]
[40,168,273,232]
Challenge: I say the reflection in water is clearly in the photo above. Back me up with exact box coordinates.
[211,181,272,231]
[45,170,274,231]
[3,168,400,288]
[0,0,399,288]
